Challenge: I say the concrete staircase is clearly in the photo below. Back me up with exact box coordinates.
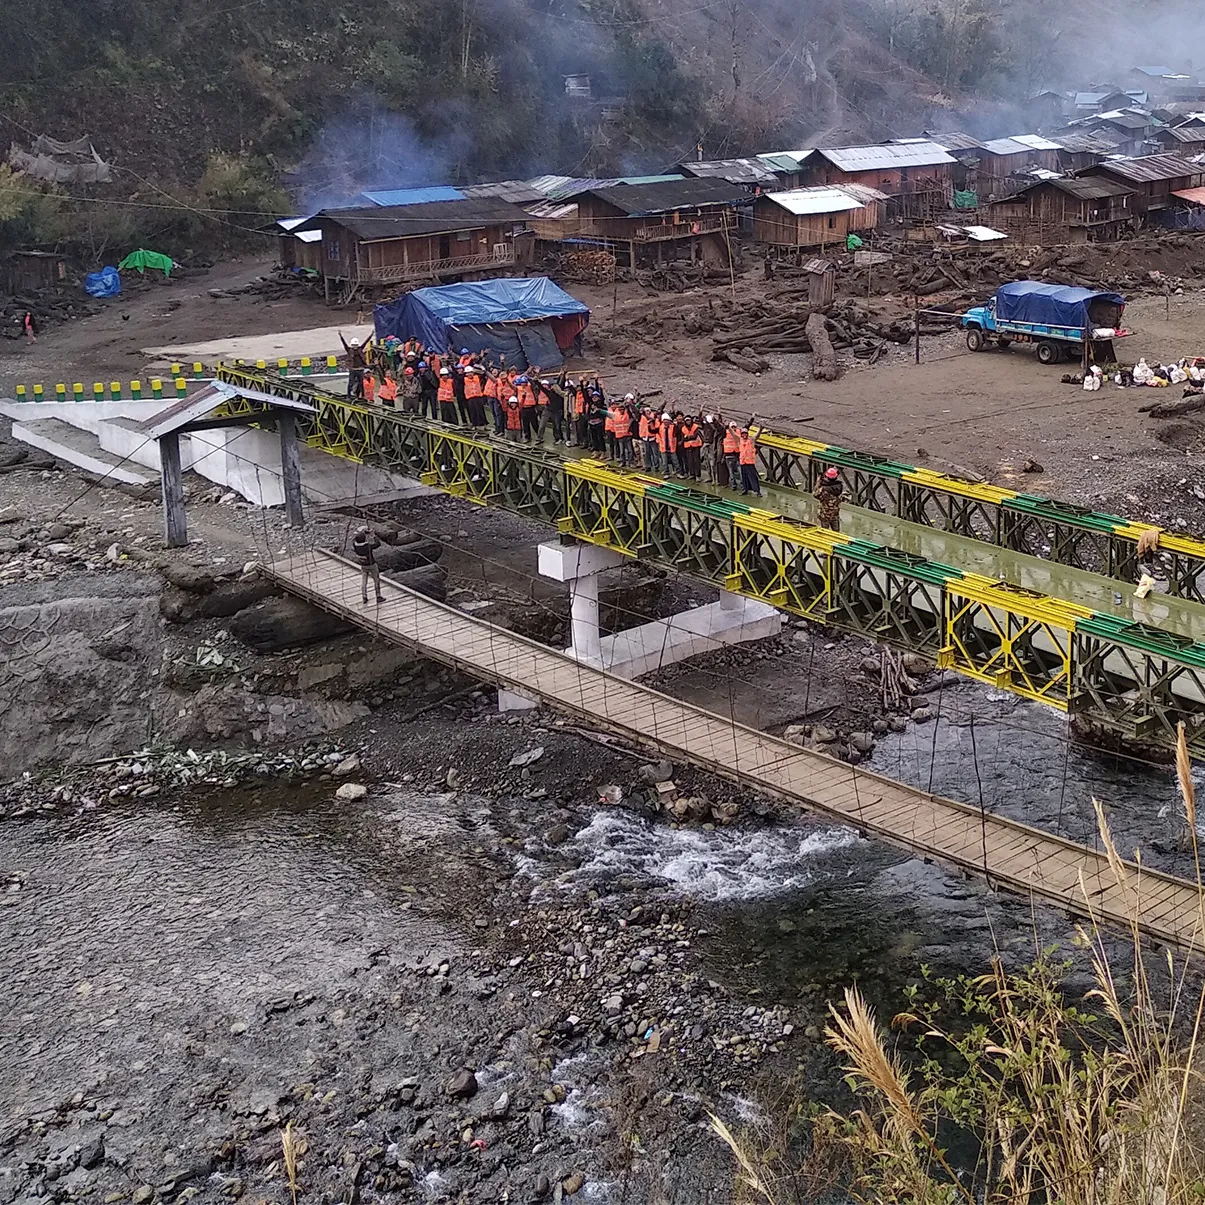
[10,417,157,486]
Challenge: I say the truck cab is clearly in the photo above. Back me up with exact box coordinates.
[961,298,997,342]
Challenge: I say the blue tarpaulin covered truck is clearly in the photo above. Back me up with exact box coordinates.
[960,281,1129,365]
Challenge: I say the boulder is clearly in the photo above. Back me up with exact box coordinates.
[231,596,355,652]
[445,1069,478,1099]
[161,562,217,594]
[335,782,368,801]
[374,539,442,572]
[381,562,448,603]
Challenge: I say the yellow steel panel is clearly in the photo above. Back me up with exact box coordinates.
[748,428,830,457]
[901,469,1017,505]
[733,511,842,553]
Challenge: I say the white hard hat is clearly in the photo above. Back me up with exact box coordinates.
[661,412,671,420]
[508,395,519,404]
[440,367,451,376]
[705,413,716,422]
[348,338,361,347]
[624,392,635,401]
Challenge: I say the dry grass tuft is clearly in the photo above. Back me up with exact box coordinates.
[281,1122,306,1205]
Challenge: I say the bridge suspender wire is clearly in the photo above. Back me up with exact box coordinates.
[262,548,1205,954]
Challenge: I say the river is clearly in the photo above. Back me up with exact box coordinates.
[0,693,1194,1203]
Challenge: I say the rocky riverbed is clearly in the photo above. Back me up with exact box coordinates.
[6,689,1184,1205]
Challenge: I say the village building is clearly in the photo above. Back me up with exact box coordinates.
[275,218,323,274]
[986,176,1136,242]
[751,184,886,251]
[1153,125,1205,158]
[292,197,533,298]
[1021,90,1073,127]
[1077,153,1205,217]
[562,177,746,267]
[676,157,782,192]
[4,249,68,292]
[794,142,955,220]
[1050,129,1125,171]
[974,135,1063,199]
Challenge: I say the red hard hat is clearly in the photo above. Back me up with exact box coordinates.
[825,467,839,479]
[404,367,415,375]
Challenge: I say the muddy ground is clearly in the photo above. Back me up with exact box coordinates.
[5,248,1205,532]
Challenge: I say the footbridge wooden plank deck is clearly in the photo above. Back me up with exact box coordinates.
[265,550,1205,954]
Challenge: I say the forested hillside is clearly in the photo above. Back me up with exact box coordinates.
[0,0,1197,255]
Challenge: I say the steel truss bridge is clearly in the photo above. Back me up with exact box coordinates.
[217,366,1205,759]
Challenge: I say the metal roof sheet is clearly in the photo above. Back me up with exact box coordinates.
[303,197,531,240]
[679,157,778,185]
[980,137,1035,157]
[359,186,466,206]
[526,200,578,220]
[460,180,547,204]
[757,151,807,173]
[1172,187,1205,204]
[763,187,863,215]
[1087,152,1201,182]
[139,382,314,441]
[963,225,1008,241]
[932,132,985,151]
[1133,66,1177,77]
[1052,130,1124,153]
[568,176,746,213]
[839,183,890,203]
[1009,133,1063,151]
[807,141,956,171]
[1159,126,1205,143]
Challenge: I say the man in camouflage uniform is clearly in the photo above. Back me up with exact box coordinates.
[813,466,844,531]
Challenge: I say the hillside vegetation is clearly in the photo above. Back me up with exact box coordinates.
[0,0,1192,257]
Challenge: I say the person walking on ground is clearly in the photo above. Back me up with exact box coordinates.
[352,525,385,605]
[738,428,762,497]
[22,311,36,345]
[813,466,844,531]
[340,334,367,400]
[722,422,741,489]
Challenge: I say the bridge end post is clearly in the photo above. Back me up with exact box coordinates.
[159,432,188,548]
[278,413,305,528]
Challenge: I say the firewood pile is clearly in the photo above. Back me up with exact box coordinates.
[637,263,734,293]
[702,296,916,371]
[1,290,101,336]
[550,249,617,285]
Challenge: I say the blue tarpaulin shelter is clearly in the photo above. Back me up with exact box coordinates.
[995,281,1125,328]
[374,277,590,369]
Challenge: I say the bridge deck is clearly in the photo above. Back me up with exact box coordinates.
[265,550,1205,953]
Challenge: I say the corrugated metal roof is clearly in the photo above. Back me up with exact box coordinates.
[525,173,684,201]
[757,151,807,173]
[1010,133,1063,151]
[277,216,311,231]
[1096,112,1152,130]
[1160,126,1205,143]
[1172,187,1205,204]
[139,382,314,440]
[763,187,863,215]
[1027,168,1064,180]
[301,197,530,240]
[460,180,547,204]
[932,132,985,152]
[806,141,956,171]
[526,200,578,221]
[980,137,1035,157]
[839,183,890,203]
[574,176,746,214]
[1075,92,1112,106]
[1052,130,1123,153]
[1134,66,1176,77]
[679,157,779,185]
[359,186,466,206]
[1088,152,1201,182]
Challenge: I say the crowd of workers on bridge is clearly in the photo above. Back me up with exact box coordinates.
[338,333,846,521]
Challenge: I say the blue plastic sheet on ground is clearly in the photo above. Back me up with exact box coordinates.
[84,267,121,298]
[374,277,590,366]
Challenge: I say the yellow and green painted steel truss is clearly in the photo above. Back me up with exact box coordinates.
[215,366,1205,755]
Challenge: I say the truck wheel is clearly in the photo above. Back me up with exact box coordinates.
[1036,341,1059,365]
[996,337,1011,350]
[965,328,985,352]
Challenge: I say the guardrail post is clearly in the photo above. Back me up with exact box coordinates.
[72,383,84,403]
[33,384,44,402]
[278,357,289,376]
[15,385,26,402]
[109,381,123,400]
[193,362,204,379]
[130,380,142,401]
[175,377,188,398]
[55,383,66,402]
[326,355,338,374]
[151,378,163,400]
[93,382,105,402]
[300,357,312,376]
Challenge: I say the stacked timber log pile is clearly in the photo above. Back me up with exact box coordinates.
[549,249,616,285]
[637,263,736,293]
[706,296,915,373]
[1,289,101,336]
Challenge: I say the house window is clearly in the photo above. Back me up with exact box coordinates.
[827,215,836,229]
[455,230,471,242]
[328,240,341,261]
